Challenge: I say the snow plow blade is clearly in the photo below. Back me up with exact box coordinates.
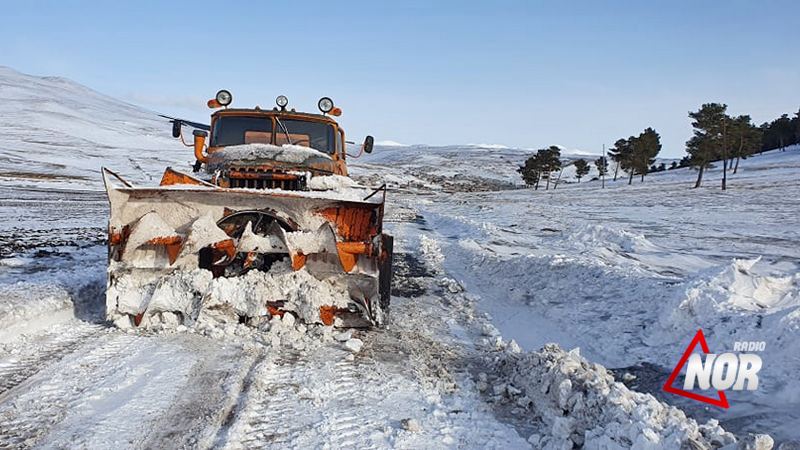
[102,167,392,329]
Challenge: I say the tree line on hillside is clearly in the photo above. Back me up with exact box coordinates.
[760,109,800,151]
[607,127,663,184]
[518,106,799,191]
[685,103,765,189]
[517,127,664,190]
[517,146,563,190]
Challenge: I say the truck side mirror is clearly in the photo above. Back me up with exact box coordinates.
[363,135,374,154]
[172,120,182,138]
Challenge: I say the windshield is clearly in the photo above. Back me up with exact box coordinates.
[275,119,336,154]
[211,116,272,147]
[211,116,337,154]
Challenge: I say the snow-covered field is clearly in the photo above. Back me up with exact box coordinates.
[1,66,798,448]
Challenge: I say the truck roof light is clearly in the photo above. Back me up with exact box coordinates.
[215,90,232,107]
[318,97,334,113]
[276,95,288,110]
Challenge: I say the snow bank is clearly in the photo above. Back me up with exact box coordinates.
[0,283,77,342]
[444,238,672,364]
[208,143,331,169]
[559,224,712,275]
[649,258,800,402]
[492,344,738,449]
[565,224,659,255]
[678,258,800,314]
[650,257,800,349]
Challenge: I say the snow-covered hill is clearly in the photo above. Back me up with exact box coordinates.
[355,143,683,190]
[355,144,533,190]
[0,66,188,190]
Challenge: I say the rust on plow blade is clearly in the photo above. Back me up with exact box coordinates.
[102,167,392,329]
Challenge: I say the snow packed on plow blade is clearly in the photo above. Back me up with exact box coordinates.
[101,168,393,330]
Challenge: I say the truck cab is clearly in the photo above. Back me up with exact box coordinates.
[181,92,373,190]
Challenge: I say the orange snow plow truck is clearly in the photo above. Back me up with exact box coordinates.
[103,91,392,329]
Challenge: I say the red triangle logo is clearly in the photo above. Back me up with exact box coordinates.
[662,329,729,409]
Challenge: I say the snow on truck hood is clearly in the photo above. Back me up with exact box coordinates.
[132,180,379,203]
[208,144,332,168]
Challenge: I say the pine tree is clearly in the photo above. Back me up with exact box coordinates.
[631,127,662,182]
[612,136,637,185]
[573,159,590,182]
[776,114,793,151]
[669,161,678,170]
[794,108,800,146]
[539,146,562,190]
[758,122,769,155]
[727,115,762,174]
[761,114,795,151]
[518,155,541,188]
[756,109,800,153]
[727,115,749,172]
[594,156,609,188]
[686,135,714,187]
[519,147,561,190]
[686,103,727,188]
[607,139,629,181]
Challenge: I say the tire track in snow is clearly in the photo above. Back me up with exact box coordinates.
[314,357,384,450]
[207,350,267,449]
[219,349,387,449]
[222,352,318,449]
[38,341,198,449]
[221,334,456,450]
[0,332,137,448]
[0,321,105,398]
[0,332,202,449]
[137,340,257,450]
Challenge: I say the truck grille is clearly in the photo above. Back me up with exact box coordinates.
[226,168,306,191]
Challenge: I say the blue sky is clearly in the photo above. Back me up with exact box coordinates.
[1,1,798,157]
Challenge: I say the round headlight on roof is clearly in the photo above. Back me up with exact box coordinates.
[318,97,334,113]
[215,90,232,106]
[276,95,288,108]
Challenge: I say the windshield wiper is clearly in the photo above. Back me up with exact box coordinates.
[275,117,293,146]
